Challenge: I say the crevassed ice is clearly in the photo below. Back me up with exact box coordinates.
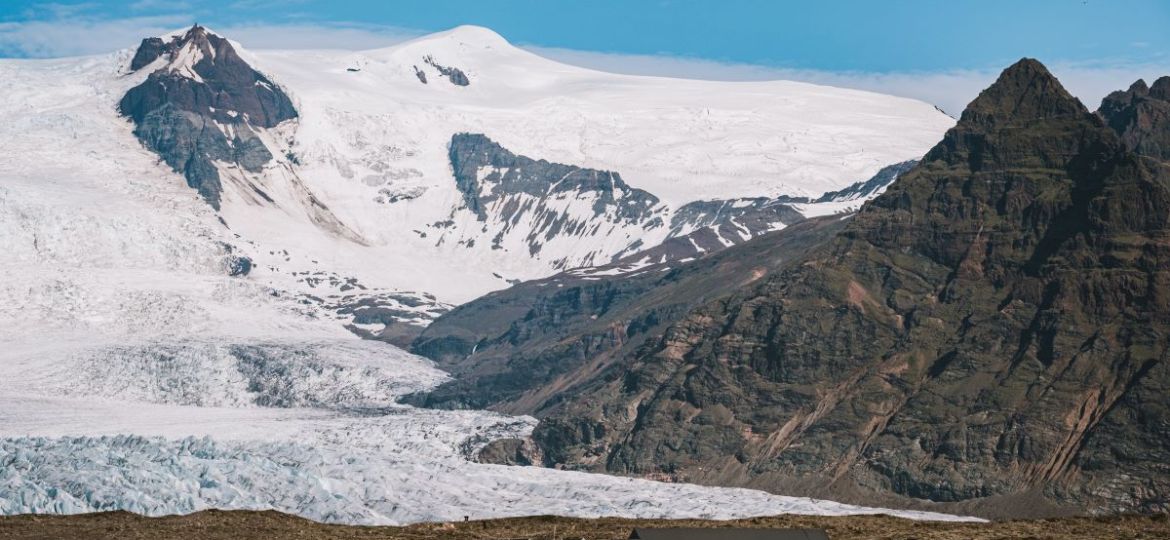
[0,38,978,526]
[0,432,978,525]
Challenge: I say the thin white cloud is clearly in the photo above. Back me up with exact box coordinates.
[229,0,311,9]
[1,15,1165,115]
[215,22,421,50]
[28,2,100,19]
[0,15,191,58]
[130,0,191,11]
[0,17,421,58]
[525,46,1170,116]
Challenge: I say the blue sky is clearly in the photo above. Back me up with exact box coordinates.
[2,0,1168,113]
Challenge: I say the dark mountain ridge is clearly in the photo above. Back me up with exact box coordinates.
[118,25,297,209]
[417,59,1170,518]
[443,133,813,268]
[1099,76,1170,162]
[410,152,917,413]
[409,214,847,414]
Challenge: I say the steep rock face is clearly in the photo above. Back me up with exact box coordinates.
[660,160,915,251]
[812,160,918,202]
[118,25,297,209]
[444,133,813,269]
[128,36,172,71]
[1099,77,1170,161]
[449,133,662,227]
[668,198,805,246]
[423,55,470,86]
[525,59,1170,517]
[411,156,918,408]
[410,215,846,414]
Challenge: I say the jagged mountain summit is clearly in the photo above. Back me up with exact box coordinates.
[120,25,298,210]
[1099,75,1170,161]
[413,59,1170,518]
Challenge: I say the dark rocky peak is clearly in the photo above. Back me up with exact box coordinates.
[1100,79,1152,113]
[957,58,1086,129]
[129,36,175,71]
[129,25,218,73]
[118,25,297,210]
[1152,76,1170,99]
[448,133,660,223]
[922,58,1106,173]
[1127,78,1149,96]
[121,25,296,129]
[867,58,1127,272]
[1099,75,1170,161]
[508,58,1170,517]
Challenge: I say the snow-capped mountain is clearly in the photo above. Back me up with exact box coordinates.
[104,24,953,338]
[0,24,968,524]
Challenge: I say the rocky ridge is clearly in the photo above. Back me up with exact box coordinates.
[112,25,941,337]
[419,59,1170,518]
[410,214,847,413]
[119,25,297,210]
[1099,76,1170,161]
[443,133,899,271]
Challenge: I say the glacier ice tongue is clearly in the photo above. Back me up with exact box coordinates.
[0,32,978,526]
[0,431,980,525]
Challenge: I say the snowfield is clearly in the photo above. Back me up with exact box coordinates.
[0,342,979,525]
[236,26,952,303]
[206,25,954,308]
[0,26,974,525]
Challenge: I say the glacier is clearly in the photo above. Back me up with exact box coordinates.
[0,26,976,526]
[0,335,979,525]
[0,433,980,525]
[0,325,980,524]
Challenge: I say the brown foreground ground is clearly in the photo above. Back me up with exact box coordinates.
[1,510,1168,540]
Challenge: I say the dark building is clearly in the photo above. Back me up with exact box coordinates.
[628,528,829,540]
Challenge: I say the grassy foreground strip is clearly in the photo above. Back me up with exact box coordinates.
[1,511,1168,540]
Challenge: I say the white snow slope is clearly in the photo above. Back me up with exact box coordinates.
[0,27,974,525]
[205,25,952,307]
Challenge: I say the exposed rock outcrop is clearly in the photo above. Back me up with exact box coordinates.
[812,160,918,202]
[668,198,805,244]
[118,25,297,209]
[443,133,825,270]
[336,292,452,348]
[476,437,544,466]
[424,55,470,86]
[449,133,662,225]
[408,215,845,413]
[431,59,1170,518]
[413,143,919,410]
[1099,76,1170,162]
